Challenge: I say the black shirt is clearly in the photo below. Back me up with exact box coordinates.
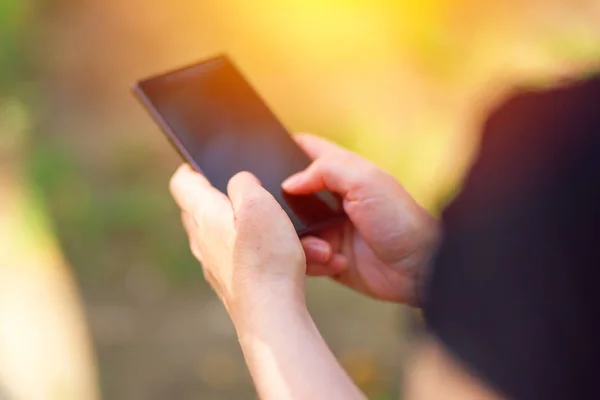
[424,74,600,400]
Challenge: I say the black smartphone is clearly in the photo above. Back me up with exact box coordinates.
[133,55,346,236]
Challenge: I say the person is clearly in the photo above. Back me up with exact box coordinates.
[169,72,600,400]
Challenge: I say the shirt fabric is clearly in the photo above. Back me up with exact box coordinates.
[424,74,600,400]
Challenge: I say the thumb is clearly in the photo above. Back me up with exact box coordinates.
[227,171,268,214]
[227,171,293,231]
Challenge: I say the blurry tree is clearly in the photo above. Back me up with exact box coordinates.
[6,0,598,399]
[0,0,99,399]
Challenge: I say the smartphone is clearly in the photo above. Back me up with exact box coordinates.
[133,55,346,236]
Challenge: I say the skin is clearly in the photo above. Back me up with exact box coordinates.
[283,134,439,306]
[170,134,503,400]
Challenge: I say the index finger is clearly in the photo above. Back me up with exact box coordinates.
[293,133,348,160]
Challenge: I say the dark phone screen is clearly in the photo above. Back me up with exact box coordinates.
[136,56,345,235]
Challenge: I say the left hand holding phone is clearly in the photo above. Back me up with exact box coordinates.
[169,164,316,322]
[171,164,367,400]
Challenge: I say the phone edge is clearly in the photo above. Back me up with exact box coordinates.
[136,54,296,141]
[132,82,203,173]
[136,53,229,88]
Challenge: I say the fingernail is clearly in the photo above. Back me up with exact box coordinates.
[282,173,302,190]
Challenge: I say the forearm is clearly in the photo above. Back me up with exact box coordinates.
[232,284,366,400]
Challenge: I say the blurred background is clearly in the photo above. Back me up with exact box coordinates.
[1,0,599,399]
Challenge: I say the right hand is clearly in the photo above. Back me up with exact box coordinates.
[282,134,440,306]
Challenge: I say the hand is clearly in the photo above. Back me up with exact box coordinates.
[282,134,440,306]
[169,165,306,319]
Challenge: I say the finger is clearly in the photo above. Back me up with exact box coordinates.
[282,152,380,197]
[182,212,221,295]
[306,254,349,277]
[227,171,288,227]
[181,212,204,263]
[301,236,333,265]
[293,133,347,160]
[170,164,232,222]
[284,135,379,196]
[181,211,197,235]
[227,171,265,212]
[201,266,219,293]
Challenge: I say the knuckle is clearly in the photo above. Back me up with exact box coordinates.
[363,163,383,180]
[312,157,330,174]
[332,152,360,173]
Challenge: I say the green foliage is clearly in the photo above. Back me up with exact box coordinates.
[0,98,31,153]
[0,0,29,90]
[369,391,398,400]
[26,139,205,290]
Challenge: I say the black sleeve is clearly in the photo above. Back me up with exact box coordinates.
[423,75,600,400]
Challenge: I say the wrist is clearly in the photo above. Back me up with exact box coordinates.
[228,278,307,333]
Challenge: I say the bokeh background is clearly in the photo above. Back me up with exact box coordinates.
[1,1,599,399]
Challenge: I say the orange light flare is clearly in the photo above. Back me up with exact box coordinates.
[45,0,600,207]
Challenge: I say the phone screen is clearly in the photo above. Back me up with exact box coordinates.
[135,55,345,235]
